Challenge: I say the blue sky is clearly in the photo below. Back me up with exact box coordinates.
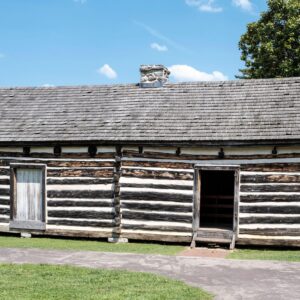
[0,0,267,87]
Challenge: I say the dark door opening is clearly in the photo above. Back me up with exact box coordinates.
[200,170,235,230]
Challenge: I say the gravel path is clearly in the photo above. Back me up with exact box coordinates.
[0,248,299,300]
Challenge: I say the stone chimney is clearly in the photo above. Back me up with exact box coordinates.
[140,65,170,88]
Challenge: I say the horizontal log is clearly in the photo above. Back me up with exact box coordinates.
[241,174,300,184]
[122,210,192,223]
[122,168,193,181]
[47,168,114,178]
[47,177,114,185]
[121,202,192,213]
[237,237,300,247]
[0,159,114,168]
[122,223,192,232]
[48,210,114,219]
[0,217,9,223]
[122,160,193,169]
[121,191,193,203]
[0,207,10,215]
[47,219,115,228]
[124,151,300,161]
[0,198,9,205]
[241,184,300,193]
[240,194,300,203]
[47,190,113,199]
[0,168,9,176]
[47,161,114,168]
[239,216,300,224]
[240,205,300,214]
[120,182,193,191]
[239,228,300,236]
[242,163,300,172]
[61,153,115,159]
[122,232,191,243]
[0,188,9,196]
[48,200,114,207]
[0,178,9,185]
[38,228,114,239]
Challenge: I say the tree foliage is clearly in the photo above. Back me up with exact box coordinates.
[237,0,300,79]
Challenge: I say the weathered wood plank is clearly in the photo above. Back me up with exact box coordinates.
[47,168,114,178]
[48,199,114,207]
[122,168,193,180]
[241,184,300,193]
[120,182,193,190]
[239,216,300,224]
[239,228,300,236]
[122,160,193,169]
[122,223,192,232]
[0,207,10,215]
[241,174,300,184]
[240,205,300,214]
[237,236,300,247]
[0,159,114,168]
[47,219,115,227]
[48,210,114,219]
[241,163,300,172]
[47,177,114,185]
[0,217,9,223]
[240,194,300,203]
[124,151,300,161]
[122,232,191,243]
[0,197,9,205]
[120,191,193,203]
[122,211,192,223]
[47,190,113,199]
[121,202,192,213]
[0,178,9,185]
[0,168,9,176]
[0,187,9,196]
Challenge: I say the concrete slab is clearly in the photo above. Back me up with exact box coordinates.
[0,248,299,300]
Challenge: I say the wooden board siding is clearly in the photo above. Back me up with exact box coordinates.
[0,155,116,236]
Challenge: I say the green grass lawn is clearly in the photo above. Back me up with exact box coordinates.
[0,264,212,300]
[227,248,300,262]
[0,235,185,255]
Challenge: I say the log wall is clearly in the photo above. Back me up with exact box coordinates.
[0,145,300,246]
[0,147,117,238]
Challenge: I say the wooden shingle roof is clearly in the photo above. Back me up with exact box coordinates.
[0,77,299,145]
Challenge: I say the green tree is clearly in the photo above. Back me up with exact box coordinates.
[237,0,300,79]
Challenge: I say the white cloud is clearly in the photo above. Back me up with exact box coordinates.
[97,64,117,79]
[168,65,228,82]
[232,0,252,11]
[150,43,168,52]
[185,0,222,13]
[73,0,87,4]
[133,20,191,54]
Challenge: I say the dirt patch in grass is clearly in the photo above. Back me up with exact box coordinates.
[179,247,230,258]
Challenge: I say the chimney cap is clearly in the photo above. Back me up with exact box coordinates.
[140,64,170,88]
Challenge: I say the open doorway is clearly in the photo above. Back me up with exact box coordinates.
[200,170,235,230]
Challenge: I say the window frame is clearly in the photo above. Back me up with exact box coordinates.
[10,163,47,230]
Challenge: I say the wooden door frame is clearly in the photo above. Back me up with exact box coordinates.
[192,164,240,236]
[10,163,47,230]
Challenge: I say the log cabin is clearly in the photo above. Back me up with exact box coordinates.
[0,65,299,248]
